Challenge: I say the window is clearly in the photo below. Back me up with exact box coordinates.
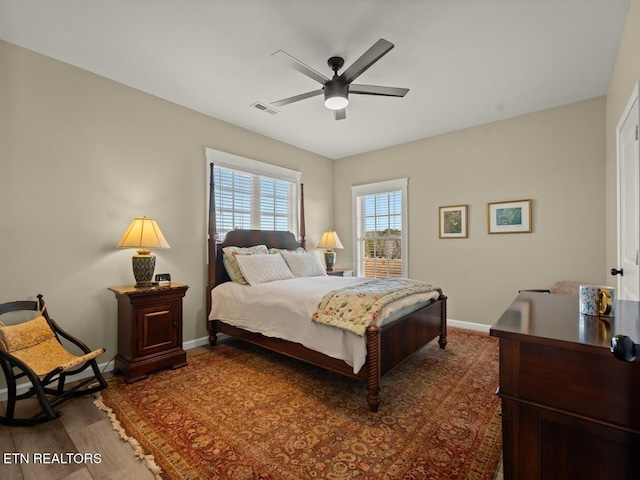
[206,149,301,240]
[352,179,408,278]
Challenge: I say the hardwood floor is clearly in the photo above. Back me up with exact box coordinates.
[0,347,211,480]
[0,394,156,480]
[1,345,504,480]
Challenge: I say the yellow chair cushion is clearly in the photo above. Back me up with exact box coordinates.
[0,316,54,352]
[0,316,104,377]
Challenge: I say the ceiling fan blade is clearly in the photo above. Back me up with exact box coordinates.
[340,39,394,84]
[333,108,346,121]
[272,50,329,85]
[350,84,409,97]
[270,89,323,107]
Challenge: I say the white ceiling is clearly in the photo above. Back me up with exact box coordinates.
[0,0,630,159]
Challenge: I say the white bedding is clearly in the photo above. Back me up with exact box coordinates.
[208,276,439,373]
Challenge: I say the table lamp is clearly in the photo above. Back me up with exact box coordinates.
[117,216,171,287]
[317,230,344,272]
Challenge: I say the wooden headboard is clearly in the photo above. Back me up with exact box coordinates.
[214,229,303,287]
[206,163,306,314]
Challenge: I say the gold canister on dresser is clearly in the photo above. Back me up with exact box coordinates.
[579,284,615,317]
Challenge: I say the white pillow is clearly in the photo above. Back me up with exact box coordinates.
[281,251,327,277]
[222,245,269,285]
[235,253,294,285]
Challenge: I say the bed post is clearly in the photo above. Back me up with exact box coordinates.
[207,162,218,346]
[365,325,381,412]
[299,183,306,250]
[438,295,448,349]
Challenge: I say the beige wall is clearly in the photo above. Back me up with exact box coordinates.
[0,40,334,359]
[4,0,638,359]
[606,0,640,277]
[335,98,607,325]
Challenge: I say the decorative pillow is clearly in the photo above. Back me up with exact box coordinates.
[222,245,269,285]
[281,251,327,277]
[235,253,294,285]
[0,316,55,353]
[268,247,306,255]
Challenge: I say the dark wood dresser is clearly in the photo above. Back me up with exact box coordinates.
[490,292,640,479]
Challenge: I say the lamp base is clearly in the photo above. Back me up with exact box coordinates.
[132,254,156,287]
[324,251,336,272]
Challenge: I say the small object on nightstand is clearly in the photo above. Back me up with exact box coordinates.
[155,273,171,287]
[327,268,353,277]
[108,283,188,383]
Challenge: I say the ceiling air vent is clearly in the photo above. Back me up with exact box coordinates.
[250,102,280,115]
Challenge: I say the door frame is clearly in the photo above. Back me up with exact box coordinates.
[616,80,640,296]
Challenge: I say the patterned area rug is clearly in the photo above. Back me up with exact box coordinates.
[97,327,501,479]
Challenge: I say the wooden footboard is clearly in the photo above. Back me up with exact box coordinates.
[207,295,447,412]
[364,294,447,411]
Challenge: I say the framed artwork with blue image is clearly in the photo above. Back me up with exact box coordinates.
[488,199,531,234]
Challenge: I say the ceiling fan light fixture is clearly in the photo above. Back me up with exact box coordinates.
[324,94,348,110]
[324,79,349,110]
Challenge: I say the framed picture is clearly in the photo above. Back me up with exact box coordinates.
[439,204,468,238]
[488,199,532,234]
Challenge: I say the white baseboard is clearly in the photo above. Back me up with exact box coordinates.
[447,319,492,333]
[0,320,488,402]
[183,336,211,350]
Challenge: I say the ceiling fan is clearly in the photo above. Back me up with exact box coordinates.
[270,38,409,120]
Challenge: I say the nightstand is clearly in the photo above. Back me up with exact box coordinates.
[326,269,353,277]
[108,283,188,383]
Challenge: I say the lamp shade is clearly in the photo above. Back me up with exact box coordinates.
[317,230,344,251]
[116,217,171,253]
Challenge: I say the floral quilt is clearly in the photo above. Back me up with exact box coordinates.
[312,278,441,336]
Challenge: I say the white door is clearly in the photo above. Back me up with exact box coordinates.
[616,81,640,300]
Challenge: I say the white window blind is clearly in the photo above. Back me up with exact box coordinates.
[352,179,408,278]
[206,149,301,240]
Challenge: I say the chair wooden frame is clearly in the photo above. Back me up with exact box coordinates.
[0,294,107,426]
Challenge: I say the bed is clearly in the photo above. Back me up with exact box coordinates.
[206,165,447,412]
